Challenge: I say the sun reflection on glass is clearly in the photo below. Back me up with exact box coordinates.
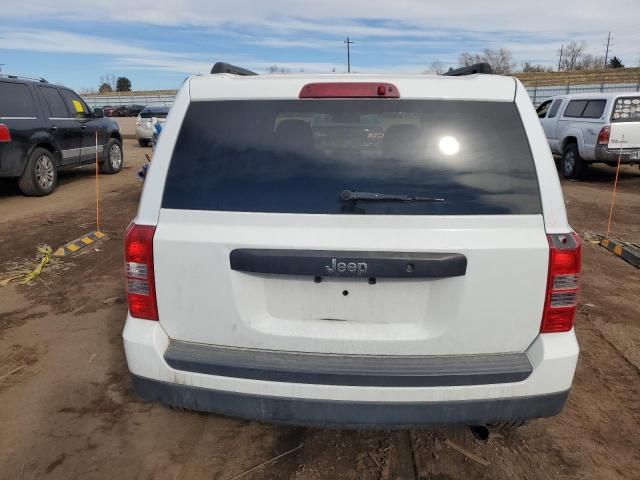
[439,136,460,156]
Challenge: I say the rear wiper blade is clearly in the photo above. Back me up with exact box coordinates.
[340,190,444,203]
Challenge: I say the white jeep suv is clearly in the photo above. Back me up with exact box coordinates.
[123,63,580,428]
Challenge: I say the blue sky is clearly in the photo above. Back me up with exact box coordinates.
[1,0,639,91]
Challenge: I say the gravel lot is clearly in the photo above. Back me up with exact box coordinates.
[0,139,639,479]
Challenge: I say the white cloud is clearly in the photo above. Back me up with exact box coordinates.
[0,29,217,74]
[2,1,640,72]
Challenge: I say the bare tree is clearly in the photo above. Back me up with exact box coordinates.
[99,73,117,91]
[99,82,113,93]
[458,52,481,67]
[424,60,447,75]
[458,49,515,74]
[560,41,585,71]
[521,62,553,73]
[267,65,290,75]
[484,49,516,74]
[576,54,605,70]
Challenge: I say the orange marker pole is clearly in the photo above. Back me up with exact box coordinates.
[606,134,624,238]
[95,131,100,233]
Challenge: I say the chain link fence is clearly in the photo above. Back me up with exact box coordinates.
[82,91,176,108]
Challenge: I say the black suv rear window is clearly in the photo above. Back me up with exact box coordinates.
[162,100,541,215]
[0,82,37,118]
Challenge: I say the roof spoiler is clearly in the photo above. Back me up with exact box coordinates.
[443,62,493,76]
[210,62,258,76]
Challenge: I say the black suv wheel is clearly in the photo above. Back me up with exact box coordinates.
[561,143,587,179]
[100,138,123,174]
[18,147,58,196]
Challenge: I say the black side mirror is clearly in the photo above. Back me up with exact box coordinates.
[93,108,104,118]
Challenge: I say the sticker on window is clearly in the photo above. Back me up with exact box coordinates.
[72,99,84,113]
[612,97,640,122]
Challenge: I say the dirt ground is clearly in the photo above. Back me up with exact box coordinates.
[0,141,639,480]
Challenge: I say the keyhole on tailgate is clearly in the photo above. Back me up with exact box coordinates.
[342,290,349,296]
[405,263,415,273]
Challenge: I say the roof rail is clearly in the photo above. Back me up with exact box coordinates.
[442,62,493,76]
[0,74,48,83]
[210,62,258,76]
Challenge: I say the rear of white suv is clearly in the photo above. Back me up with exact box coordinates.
[123,72,579,428]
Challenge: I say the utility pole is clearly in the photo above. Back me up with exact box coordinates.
[344,37,354,73]
[604,32,611,68]
[557,44,563,72]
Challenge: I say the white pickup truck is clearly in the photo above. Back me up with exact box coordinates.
[536,93,640,178]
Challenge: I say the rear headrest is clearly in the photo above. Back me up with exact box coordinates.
[383,124,422,158]
[274,120,314,151]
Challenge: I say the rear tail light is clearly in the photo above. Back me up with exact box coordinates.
[597,125,610,145]
[541,233,581,333]
[124,223,158,320]
[299,82,400,98]
[0,124,11,142]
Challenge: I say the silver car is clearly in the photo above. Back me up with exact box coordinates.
[135,106,169,147]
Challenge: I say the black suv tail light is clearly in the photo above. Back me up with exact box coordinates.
[0,124,11,143]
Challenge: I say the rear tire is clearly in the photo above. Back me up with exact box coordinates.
[100,138,123,174]
[561,143,587,179]
[18,147,58,196]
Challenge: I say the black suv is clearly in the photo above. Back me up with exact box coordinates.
[0,76,123,196]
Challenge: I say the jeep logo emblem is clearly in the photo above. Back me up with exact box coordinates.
[325,258,368,275]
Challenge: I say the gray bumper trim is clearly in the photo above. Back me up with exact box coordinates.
[164,341,533,387]
[132,375,569,428]
[594,145,638,163]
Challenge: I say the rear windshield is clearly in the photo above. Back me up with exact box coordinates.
[611,97,640,122]
[0,82,38,118]
[162,100,541,215]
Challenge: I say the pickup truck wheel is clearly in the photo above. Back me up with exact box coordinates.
[100,138,123,174]
[561,144,587,179]
[18,147,58,196]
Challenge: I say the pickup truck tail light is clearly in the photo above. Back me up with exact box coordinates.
[541,233,581,333]
[125,223,158,320]
[597,125,610,145]
[0,124,11,142]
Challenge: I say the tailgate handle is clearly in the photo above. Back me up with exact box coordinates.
[230,249,467,278]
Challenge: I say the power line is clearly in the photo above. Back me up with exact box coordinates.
[557,44,563,72]
[344,37,354,73]
[604,32,611,68]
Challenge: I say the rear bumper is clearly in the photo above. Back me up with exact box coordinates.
[594,145,640,164]
[123,315,578,428]
[132,374,569,428]
[135,125,153,140]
